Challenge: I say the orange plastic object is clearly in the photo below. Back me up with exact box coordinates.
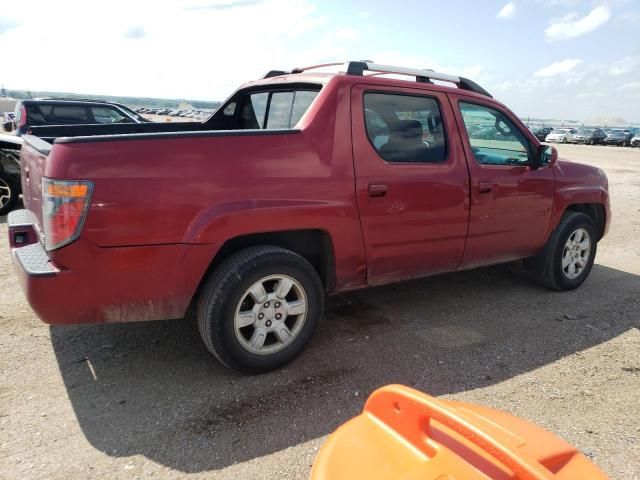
[311,385,608,480]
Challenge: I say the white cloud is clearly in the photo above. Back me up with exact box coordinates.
[617,82,640,91]
[545,5,611,41]
[534,59,583,77]
[497,2,517,19]
[489,55,640,121]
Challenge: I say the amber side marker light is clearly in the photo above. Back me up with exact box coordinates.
[45,183,90,198]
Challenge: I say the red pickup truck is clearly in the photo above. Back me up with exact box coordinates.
[8,61,610,373]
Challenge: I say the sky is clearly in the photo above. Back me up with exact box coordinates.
[1,0,639,121]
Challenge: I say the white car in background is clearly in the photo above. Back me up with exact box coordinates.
[545,128,576,143]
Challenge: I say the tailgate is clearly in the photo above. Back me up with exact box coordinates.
[19,135,51,235]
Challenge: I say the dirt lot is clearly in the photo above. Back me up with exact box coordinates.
[1,144,639,480]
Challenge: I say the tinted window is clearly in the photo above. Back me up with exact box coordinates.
[91,107,129,123]
[25,104,90,125]
[459,102,530,166]
[363,93,446,163]
[51,106,89,123]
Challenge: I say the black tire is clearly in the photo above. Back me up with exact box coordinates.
[532,212,597,291]
[0,171,19,216]
[197,246,324,374]
[562,137,567,144]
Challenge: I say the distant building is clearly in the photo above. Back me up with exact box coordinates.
[0,85,6,97]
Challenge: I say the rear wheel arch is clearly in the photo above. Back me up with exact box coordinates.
[195,229,336,299]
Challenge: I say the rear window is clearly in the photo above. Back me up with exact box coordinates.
[235,89,319,130]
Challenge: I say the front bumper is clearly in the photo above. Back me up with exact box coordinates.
[8,209,217,325]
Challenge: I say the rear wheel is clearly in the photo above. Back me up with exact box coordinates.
[0,171,19,216]
[197,246,324,374]
[533,212,597,291]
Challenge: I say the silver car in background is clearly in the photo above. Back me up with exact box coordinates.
[545,128,576,143]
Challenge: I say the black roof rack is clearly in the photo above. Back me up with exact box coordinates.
[263,60,492,98]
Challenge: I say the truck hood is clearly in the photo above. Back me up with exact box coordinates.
[555,158,608,190]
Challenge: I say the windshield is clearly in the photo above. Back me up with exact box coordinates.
[576,129,592,134]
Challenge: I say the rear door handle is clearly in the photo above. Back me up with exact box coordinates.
[368,183,388,198]
[478,181,493,193]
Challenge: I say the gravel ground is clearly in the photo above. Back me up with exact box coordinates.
[1,144,639,480]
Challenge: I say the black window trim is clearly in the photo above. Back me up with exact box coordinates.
[362,89,450,166]
[457,99,536,168]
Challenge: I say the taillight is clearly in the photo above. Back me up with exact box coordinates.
[17,105,27,128]
[42,178,93,250]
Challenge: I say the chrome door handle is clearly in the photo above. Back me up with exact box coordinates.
[368,183,388,197]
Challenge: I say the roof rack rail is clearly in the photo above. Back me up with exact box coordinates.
[260,61,492,98]
[345,61,492,97]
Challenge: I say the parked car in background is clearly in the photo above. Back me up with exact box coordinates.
[2,112,16,132]
[9,99,149,136]
[545,128,576,143]
[570,128,607,145]
[0,99,152,215]
[9,61,610,374]
[0,132,23,215]
[603,129,633,146]
[533,126,553,141]
[631,132,640,147]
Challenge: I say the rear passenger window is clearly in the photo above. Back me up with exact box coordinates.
[51,106,89,123]
[459,102,531,166]
[363,93,447,163]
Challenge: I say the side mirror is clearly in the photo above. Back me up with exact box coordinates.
[538,145,557,167]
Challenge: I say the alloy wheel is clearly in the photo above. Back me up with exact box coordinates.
[234,274,308,355]
[561,228,591,279]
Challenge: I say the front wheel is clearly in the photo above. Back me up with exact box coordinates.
[197,246,324,374]
[0,171,19,216]
[533,212,597,290]
[562,137,568,143]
